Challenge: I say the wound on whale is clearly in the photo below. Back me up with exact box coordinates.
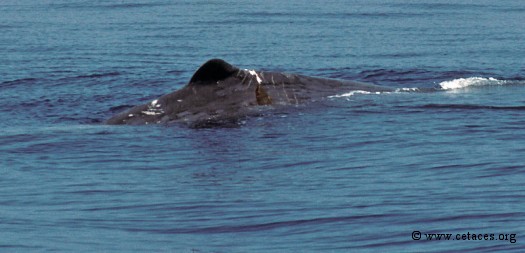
[106,59,394,127]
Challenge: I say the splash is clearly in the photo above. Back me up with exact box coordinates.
[395,87,420,92]
[329,87,425,98]
[328,90,377,98]
[438,77,507,90]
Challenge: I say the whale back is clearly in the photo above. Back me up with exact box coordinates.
[106,58,396,126]
[189,58,239,85]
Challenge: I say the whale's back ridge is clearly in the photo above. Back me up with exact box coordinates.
[189,59,239,85]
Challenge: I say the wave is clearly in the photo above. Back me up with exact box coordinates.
[356,69,482,87]
[1,72,121,88]
[438,77,510,90]
[73,72,121,79]
[328,90,378,98]
[421,104,525,111]
[51,1,173,10]
[1,78,41,88]
[328,87,424,98]
[327,75,525,99]
[131,213,396,234]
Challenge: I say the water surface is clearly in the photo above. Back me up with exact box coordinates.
[1,0,524,252]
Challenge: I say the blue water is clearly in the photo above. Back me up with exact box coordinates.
[1,0,524,252]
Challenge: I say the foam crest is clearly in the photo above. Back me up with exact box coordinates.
[395,87,420,92]
[328,90,377,98]
[439,77,507,90]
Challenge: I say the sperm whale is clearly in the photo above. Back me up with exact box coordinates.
[106,59,395,127]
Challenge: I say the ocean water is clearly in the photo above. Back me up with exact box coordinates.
[1,0,524,252]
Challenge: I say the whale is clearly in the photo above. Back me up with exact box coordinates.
[106,59,395,127]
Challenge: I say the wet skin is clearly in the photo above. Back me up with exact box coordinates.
[106,59,394,127]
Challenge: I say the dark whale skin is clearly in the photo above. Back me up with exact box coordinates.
[106,59,394,126]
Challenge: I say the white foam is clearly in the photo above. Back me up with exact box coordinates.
[328,90,376,98]
[151,99,158,106]
[395,87,419,92]
[439,77,506,90]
